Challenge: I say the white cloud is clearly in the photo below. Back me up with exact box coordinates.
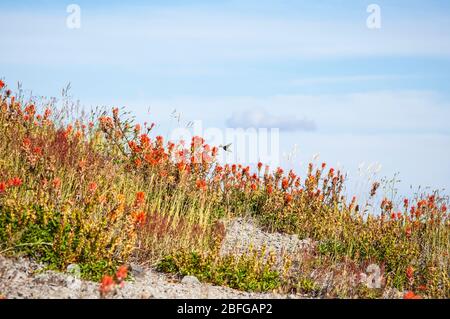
[121,90,450,134]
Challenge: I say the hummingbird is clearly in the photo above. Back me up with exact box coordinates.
[219,143,232,152]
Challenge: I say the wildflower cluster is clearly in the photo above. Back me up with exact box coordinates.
[0,81,448,298]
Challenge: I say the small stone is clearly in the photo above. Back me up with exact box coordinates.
[130,263,145,277]
[181,275,201,286]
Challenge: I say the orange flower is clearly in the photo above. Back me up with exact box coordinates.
[133,211,146,225]
[406,266,414,281]
[403,291,421,299]
[8,177,22,187]
[52,178,61,189]
[140,134,151,147]
[22,137,32,149]
[196,179,207,191]
[99,275,115,296]
[267,185,273,195]
[328,168,335,177]
[116,265,128,282]
[33,146,43,156]
[281,178,289,190]
[88,182,98,192]
[405,227,412,237]
[134,158,142,168]
[417,285,427,292]
[285,194,293,204]
[403,198,409,209]
[43,108,52,119]
[135,191,145,206]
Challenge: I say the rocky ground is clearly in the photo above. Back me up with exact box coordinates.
[0,218,312,299]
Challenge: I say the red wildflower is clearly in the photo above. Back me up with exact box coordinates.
[88,182,98,193]
[140,134,151,147]
[267,185,273,195]
[417,285,427,292]
[281,178,289,190]
[52,178,61,189]
[99,275,115,296]
[0,80,5,90]
[276,167,284,176]
[116,265,128,282]
[403,291,421,300]
[403,198,409,209]
[24,104,35,116]
[177,162,186,172]
[0,182,6,193]
[196,179,207,191]
[134,158,142,168]
[22,137,32,149]
[405,227,412,237]
[406,266,414,281]
[65,124,73,136]
[285,194,293,204]
[133,211,146,225]
[8,177,22,187]
[135,192,145,206]
[328,168,335,177]
[257,162,263,171]
[44,108,52,120]
[250,183,257,191]
[33,146,42,156]
[442,205,447,213]
[202,152,212,164]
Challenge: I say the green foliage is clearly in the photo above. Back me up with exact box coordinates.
[295,276,320,295]
[157,250,281,292]
[0,205,120,282]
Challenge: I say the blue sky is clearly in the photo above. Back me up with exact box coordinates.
[1,0,450,199]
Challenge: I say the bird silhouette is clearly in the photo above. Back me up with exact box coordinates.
[219,143,232,152]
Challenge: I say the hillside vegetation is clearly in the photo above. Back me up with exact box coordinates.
[0,80,448,298]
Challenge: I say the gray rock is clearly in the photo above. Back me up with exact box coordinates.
[181,275,201,286]
[130,263,145,278]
